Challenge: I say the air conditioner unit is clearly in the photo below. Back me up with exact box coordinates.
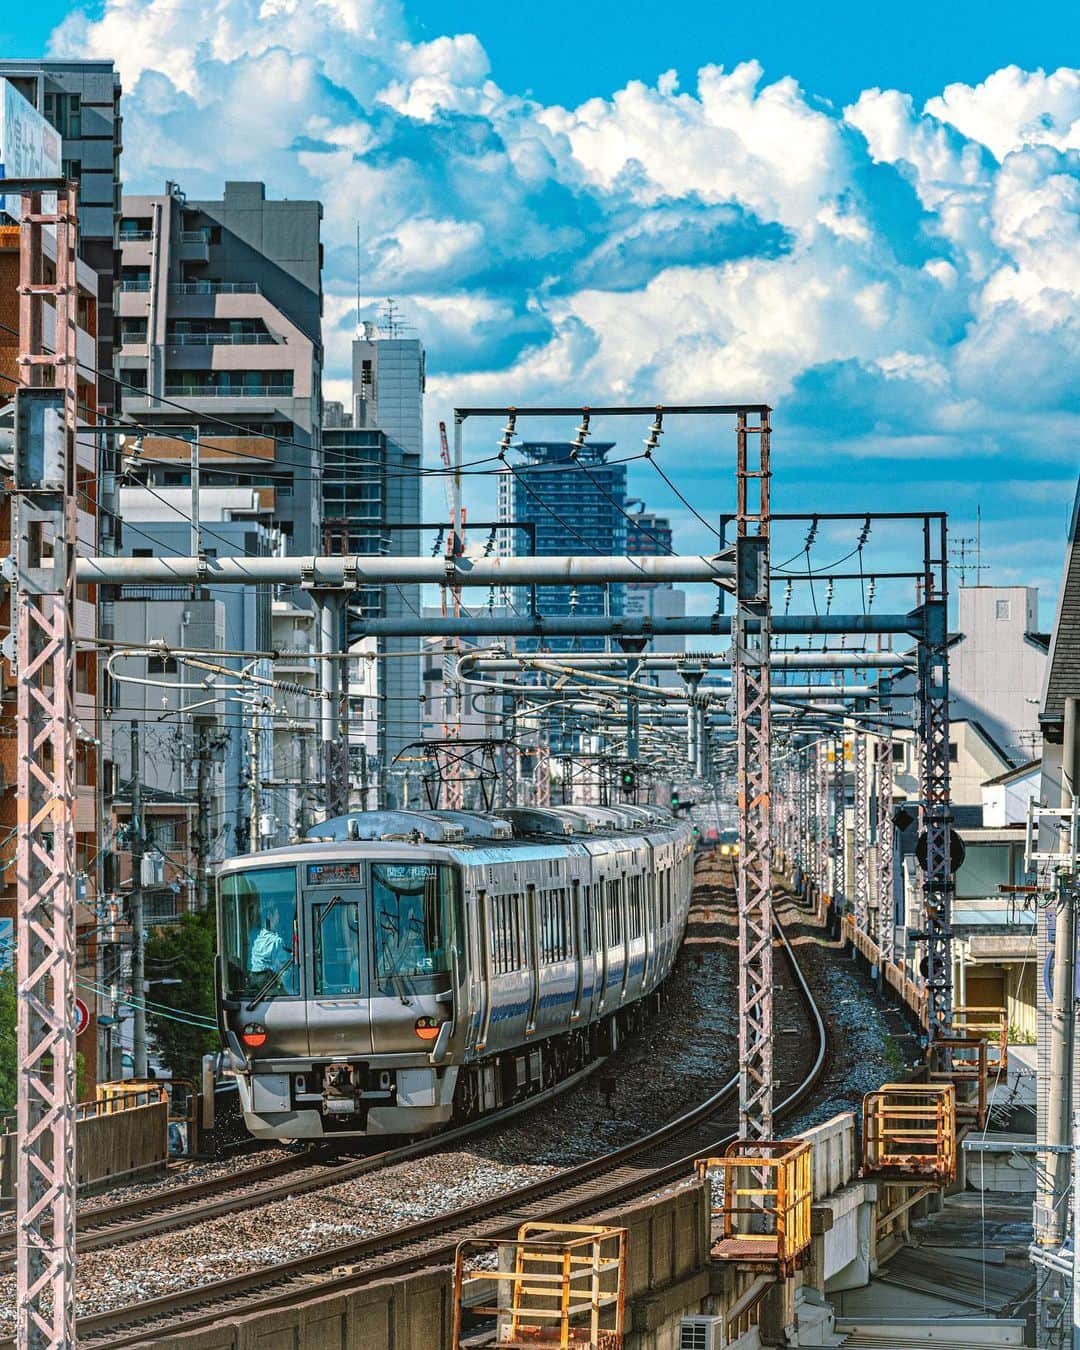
[680,1315,725,1350]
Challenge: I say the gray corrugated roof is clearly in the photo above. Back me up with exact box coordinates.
[1042,476,1080,725]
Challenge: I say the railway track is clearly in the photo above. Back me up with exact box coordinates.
[0,1056,601,1271]
[67,880,828,1349]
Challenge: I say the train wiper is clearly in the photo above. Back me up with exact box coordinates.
[246,953,295,1010]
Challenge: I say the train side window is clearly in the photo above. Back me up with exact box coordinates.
[476,890,487,968]
[516,893,527,968]
[488,894,500,972]
[608,879,622,946]
[491,893,512,975]
[539,888,551,963]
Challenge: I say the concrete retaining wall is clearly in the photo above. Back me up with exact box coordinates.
[0,1095,168,1210]
[77,1096,169,1189]
[151,1183,713,1349]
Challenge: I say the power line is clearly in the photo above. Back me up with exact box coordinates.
[644,449,724,542]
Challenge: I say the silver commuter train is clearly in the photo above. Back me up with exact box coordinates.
[215,804,695,1139]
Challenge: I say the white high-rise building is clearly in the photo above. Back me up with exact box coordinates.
[348,321,425,806]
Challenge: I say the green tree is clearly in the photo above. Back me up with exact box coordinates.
[144,906,220,1080]
[0,969,15,1115]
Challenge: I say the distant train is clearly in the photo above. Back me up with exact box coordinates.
[215,805,695,1139]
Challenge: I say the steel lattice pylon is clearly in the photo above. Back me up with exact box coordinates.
[534,736,551,807]
[502,734,518,808]
[793,749,807,877]
[15,184,79,1350]
[875,734,895,963]
[852,733,870,934]
[816,742,830,902]
[734,410,772,1140]
[832,736,846,905]
[918,520,954,1043]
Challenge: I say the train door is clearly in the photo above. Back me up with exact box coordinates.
[306,876,373,1057]
[525,882,540,1035]
[619,869,631,1002]
[642,847,654,991]
[470,889,493,1054]
[606,870,625,1001]
[596,867,611,1012]
[570,877,584,1022]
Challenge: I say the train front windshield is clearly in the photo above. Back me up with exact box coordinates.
[219,859,461,999]
[371,862,457,987]
[220,866,300,999]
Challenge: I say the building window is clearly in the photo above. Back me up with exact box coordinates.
[44,92,81,139]
[948,742,959,763]
[892,742,905,764]
[996,599,1011,620]
[148,655,178,675]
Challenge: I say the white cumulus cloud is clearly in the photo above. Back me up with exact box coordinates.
[45,0,1079,575]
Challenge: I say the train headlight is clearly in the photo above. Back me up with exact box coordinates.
[414,1015,440,1042]
[241,1021,267,1049]
[720,844,730,856]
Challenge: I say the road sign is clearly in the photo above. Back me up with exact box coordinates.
[74,997,89,1037]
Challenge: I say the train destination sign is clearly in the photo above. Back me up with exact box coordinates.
[306,862,362,885]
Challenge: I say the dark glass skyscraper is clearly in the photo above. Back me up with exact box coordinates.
[498,441,627,651]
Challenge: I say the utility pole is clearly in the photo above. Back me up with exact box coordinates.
[1043,697,1079,1249]
[249,708,261,852]
[130,720,147,1080]
[191,720,213,908]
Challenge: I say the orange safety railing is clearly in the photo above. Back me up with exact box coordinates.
[879,957,928,1028]
[452,1222,626,1348]
[927,1035,988,1128]
[953,1006,1008,1075]
[861,1083,956,1184]
[696,1138,813,1277]
[80,1085,167,1120]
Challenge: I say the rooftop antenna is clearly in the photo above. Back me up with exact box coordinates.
[361,222,369,336]
[950,505,988,586]
[383,297,399,339]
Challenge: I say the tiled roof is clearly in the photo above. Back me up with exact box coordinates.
[1042,477,1080,725]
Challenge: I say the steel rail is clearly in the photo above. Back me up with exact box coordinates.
[68,872,828,1350]
[0,1056,603,1269]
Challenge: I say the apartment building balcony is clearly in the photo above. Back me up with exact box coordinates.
[139,433,277,466]
[275,643,319,674]
[118,236,153,266]
[163,382,293,398]
[117,285,151,318]
[178,229,210,265]
[167,331,281,346]
[164,342,295,373]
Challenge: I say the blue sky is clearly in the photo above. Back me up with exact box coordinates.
[3,0,1078,624]
[409,0,1079,112]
